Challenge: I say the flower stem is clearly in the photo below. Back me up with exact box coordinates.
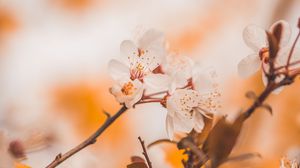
[45,106,128,168]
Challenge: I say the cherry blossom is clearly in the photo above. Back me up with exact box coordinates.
[144,54,194,93]
[110,79,144,108]
[108,29,165,82]
[165,86,219,139]
[237,20,291,79]
[108,29,166,108]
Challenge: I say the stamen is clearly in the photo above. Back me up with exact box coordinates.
[121,82,135,95]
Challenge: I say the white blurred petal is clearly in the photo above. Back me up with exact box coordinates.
[193,72,214,94]
[238,54,261,78]
[120,40,138,66]
[166,115,174,140]
[243,25,268,52]
[144,74,171,91]
[140,45,165,72]
[173,113,194,133]
[194,112,205,132]
[138,29,164,49]
[107,59,130,80]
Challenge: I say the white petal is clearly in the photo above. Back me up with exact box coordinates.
[163,55,194,79]
[277,47,300,68]
[137,29,165,72]
[108,59,130,81]
[166,94,178,117]
[193,112,205,132]
[138,29,164,49]
[125,80,144,108]
[193,72,214,94]
[238,54,261,78]
[175,89,201,107]
[269,20,291,47]
[243,24,268,52]
[140,45,165,72]
[173,112,194,133]
[120,40,138,66]
[166,115,175,140]
[144,74,171,91]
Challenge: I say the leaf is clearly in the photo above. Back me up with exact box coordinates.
[222,152,261,164]
[196,114,214,145]
[202,115,245,168]
[127,162,148,168]
[271,22,283,45]
[260,104,273,115]
[245,91,257,100]
[266,31,279,60]
[131,156,146,163]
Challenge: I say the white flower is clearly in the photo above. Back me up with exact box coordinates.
[192,67,221,114]
[144,55,194,93]
[110,79,144,108]
[108,29,165,81]
[165,89,217,140]
[238,20,291,79]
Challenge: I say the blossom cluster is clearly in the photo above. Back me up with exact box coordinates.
[108,29,221,139]
[238,20,300,93]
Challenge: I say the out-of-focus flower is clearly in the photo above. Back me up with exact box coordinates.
[145,54,194,93]
[165,89,216,140]
[280,147,300,168]
[237,20,291,79]
[110,79,144,108]
[192,67,221,114]
[0,131,32,168]
[280,157,299,168]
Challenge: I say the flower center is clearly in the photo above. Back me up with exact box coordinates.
[130,63,145,80]
[121,82,135,95]
[259,47,269,63]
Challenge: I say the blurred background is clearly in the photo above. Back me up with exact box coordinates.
[0,0,299,167]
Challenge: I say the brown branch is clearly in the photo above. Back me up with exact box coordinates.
[138,137,152,168]
[45,106,128,168]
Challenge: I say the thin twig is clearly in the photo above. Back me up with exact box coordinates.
[147,139,176,148]
[45,106,128,168]
[138,137,152,168]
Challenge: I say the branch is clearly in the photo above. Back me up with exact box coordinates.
[45,106,128,168]
[138,137,152,168]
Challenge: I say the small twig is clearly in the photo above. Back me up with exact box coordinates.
[45,106,128,168]
[147,139,176,148]
[138,137,152,168]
